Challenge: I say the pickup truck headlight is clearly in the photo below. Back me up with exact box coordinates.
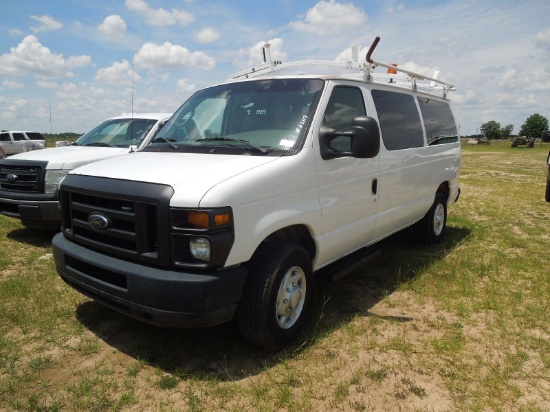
[45,170,69,194]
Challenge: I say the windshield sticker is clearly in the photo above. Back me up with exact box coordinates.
[280,137,296,148]
[295,115,308,134]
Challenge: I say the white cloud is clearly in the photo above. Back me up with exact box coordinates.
[30,15,63,32]
[535,28,550,52]
[0,97,28,123]
[134,42,215,70]
[2,80,24,89]
[290,1,367,35]
[98,15,127,37]
[386,2,405,13]
[125,0,194,27]
[36,80,59,89]
[95,60,140,87]
[235,38,288,69]
[195,28,220,44]
[67,55,92,70]
[0,35,91,78]
[9,28,24,37]
[335,45,369,62]
[176,78,197,94]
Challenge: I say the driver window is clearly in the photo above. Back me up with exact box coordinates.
[323,86,366,130]
[323,86,366,151]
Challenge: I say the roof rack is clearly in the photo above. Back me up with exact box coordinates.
[228,37,455,98]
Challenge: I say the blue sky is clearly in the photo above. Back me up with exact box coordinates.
[1,0,549,135]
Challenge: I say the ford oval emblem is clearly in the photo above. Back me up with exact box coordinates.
[6,174,18,182]
[88,213,111,231]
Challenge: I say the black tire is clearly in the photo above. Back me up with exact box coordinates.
[416,192,447,244]
[545,177,550,202]
[238,241,313,350]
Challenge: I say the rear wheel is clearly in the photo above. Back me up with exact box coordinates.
[238,241,312,349]
[416,192,447,244]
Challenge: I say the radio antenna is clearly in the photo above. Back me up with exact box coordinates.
[130,58,135,152]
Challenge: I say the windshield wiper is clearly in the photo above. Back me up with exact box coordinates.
[151,137,179,150]
[196,137,268,154]
[85,142,116,147]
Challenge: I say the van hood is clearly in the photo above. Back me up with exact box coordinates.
[70,152,279,204]
[8,146,131,169]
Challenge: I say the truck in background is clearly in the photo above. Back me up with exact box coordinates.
[0,131,46,155]
[0,113,171,230]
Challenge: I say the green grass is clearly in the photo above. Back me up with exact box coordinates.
[0,140,549,411]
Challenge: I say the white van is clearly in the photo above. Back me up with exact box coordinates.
[0,113,171,229]
[52,39,460,349]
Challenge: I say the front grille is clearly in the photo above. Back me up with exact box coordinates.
[60,175,174,267]
[0,163,44,193]
[69,191,158,256]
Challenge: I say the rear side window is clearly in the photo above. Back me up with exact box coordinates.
[25,132,44,140]
[417,97,457,145]
[12,133,26,141]
[372,90,424,150]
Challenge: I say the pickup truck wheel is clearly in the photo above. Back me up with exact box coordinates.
[417,192,447,244]
[238,241,312,350]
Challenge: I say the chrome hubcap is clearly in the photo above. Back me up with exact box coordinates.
[276,266,306,329]
[433,203,445,236]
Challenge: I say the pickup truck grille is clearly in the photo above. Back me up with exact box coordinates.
[60,175,174,267]
[0,163,44,193]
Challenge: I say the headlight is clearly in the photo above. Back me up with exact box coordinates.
[45,170,69,194]
[189,237,211,262]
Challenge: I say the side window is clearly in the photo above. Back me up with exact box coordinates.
[25,132,44,140]
[323,86,366,152]
[417,97,457,145]
[0,133,9,142]
[12,133,26,141]
[372,90,424,150]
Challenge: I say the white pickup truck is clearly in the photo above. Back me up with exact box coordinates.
[52,38,461,349]
[0,131,46,155]
[0,113,171,229]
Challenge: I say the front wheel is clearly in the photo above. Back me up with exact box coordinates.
[416,192,447,244]
[238,241,313,349]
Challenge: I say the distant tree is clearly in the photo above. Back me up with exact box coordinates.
[480,120,501,140]
[500,124,513,139]
[519,114,548,138]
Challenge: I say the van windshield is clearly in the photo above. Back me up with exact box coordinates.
[149,78,324,155]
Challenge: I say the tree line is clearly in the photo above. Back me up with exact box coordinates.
[480,114,549,140]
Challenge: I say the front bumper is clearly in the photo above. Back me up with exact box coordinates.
[0,195,60,227]
[52,233,248,328]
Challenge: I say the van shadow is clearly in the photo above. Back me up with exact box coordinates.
[74,225,471,381]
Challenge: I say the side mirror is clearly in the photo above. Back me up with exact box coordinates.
[319,116,380,160]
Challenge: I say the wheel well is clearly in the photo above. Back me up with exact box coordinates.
[264,225,316,260]
[437,182,450,202]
